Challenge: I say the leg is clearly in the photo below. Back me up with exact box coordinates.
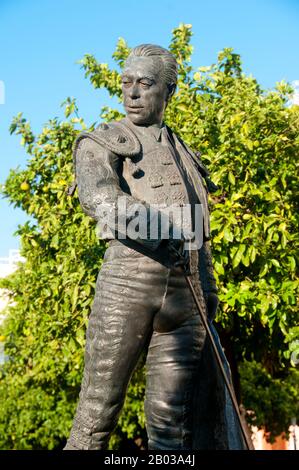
[145,268,206,450]
[65,248,166,450]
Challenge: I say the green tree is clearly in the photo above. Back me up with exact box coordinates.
[0,24,298,449]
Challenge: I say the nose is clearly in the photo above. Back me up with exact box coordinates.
[128,84,140,99]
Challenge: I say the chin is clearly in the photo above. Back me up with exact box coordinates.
[127,113,149,126]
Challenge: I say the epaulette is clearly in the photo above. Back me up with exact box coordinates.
[68,120,141,196]
[73,120,141,162]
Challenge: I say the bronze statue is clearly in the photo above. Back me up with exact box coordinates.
[64,44,246,450]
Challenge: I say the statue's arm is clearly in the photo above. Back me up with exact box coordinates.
[76,137,172,251]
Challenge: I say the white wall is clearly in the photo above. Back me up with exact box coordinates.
[0,249,25,318]
[0,250,25,363]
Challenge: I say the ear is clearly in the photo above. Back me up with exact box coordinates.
[166,83,176,102]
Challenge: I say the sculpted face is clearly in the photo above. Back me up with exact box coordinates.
[122,56,169,126]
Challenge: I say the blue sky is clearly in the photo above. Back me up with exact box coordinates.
[0,0,298,257]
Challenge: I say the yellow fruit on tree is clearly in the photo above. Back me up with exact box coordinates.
[20,182,30,191]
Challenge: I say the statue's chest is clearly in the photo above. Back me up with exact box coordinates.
[123,144,188,207]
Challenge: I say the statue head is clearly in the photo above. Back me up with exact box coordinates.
[122,44,178,126]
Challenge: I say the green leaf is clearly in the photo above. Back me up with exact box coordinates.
[232,244,246,268]
[228,171,235,185]
[223,226,234,242]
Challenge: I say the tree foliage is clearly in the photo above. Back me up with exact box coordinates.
[0,24,298,449]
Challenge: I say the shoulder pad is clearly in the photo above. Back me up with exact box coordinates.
[73,120,141,161]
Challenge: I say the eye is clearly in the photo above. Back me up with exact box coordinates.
[140,80,153,89]
[122,79,132,88]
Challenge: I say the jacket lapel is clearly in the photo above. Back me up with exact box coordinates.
[168,129,211,240]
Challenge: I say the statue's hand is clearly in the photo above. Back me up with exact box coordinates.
[206,292,219,321]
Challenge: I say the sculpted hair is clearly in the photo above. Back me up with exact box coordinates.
[126,44,178,95]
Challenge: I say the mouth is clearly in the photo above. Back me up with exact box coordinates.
[126,105,144,112]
